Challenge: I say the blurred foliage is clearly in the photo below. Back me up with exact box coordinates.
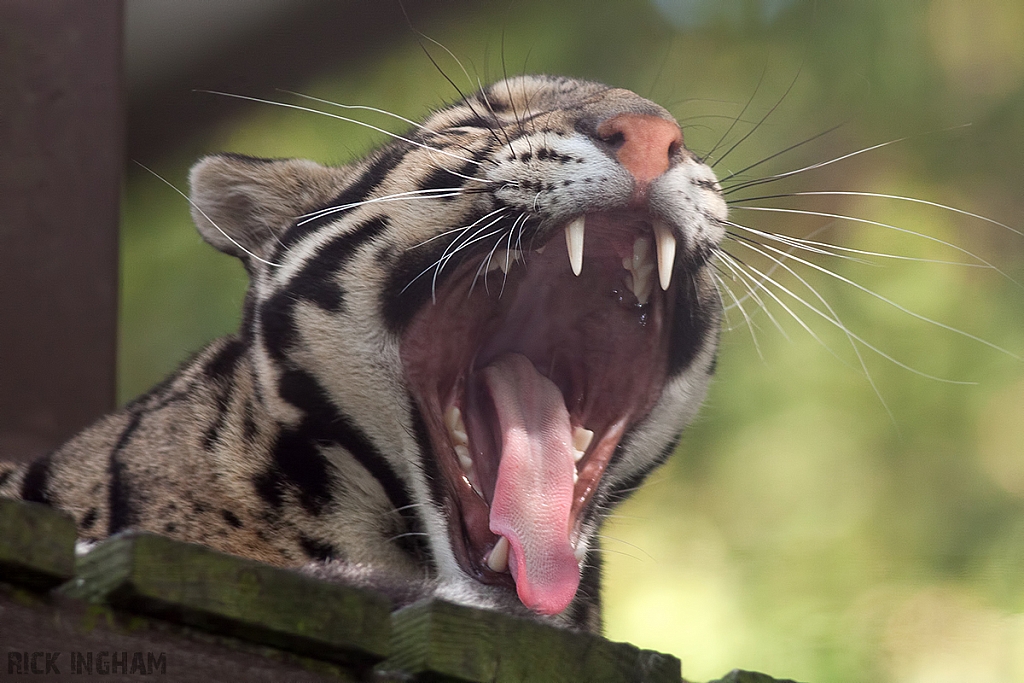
[120,0,1024,681]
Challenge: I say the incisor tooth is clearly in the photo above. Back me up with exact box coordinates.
[653,220,676,290]
[487,536,510,572]
[564,216,585,276]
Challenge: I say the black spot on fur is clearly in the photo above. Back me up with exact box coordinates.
[299,534,338,561]
[268,428,334,515]
[242,399,258,442]
[221,509,243,528]
[0,469,11,489]
[520,150,533,163]
[253,470,284,509]
[445,112,493,129]
[203,390,231,452]
[292,216,391,312]
[20,455,52,504]
[203,339,245,381]
[108,412,144,534]
[80,508,98,531]
[164,522,178,533]
[260,291,299,363]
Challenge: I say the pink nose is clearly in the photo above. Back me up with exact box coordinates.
[596,113,683,183]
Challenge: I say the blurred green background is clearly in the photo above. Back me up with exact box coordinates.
[121,1,1024,681]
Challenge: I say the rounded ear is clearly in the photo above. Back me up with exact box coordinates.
[188,153,352,263]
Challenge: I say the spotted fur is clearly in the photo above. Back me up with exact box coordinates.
[0,76,724,631]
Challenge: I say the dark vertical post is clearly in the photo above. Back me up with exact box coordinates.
[0,1,123,462]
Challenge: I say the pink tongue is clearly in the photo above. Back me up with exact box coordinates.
[482,353,580,615]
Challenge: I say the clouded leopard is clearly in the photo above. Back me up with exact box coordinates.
[0,75,724,631]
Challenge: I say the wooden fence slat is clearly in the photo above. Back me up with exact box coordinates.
[0,0,123,463]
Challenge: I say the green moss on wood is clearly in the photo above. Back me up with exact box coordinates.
[382,598,681,683]
[59,531,392,666]
[0,498,76,590]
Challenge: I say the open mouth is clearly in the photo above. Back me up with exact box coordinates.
[400,210,679,615]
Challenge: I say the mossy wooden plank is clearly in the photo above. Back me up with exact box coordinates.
[383,598,681,683]
[59,532,391,666]
[709,670,807,683]
[0,498,76,590]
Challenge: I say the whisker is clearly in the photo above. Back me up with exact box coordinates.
[724,239,982,383]
[716,122,845,184]
[713,67,803,170]
[729,228,1020,359]
[717,250,793,341]
[195,90,481,167]
[731,205,1022,287]
[135,161,283,268]
[731,190,1024,239]
[713,269,765,357]
[722,137,909,195]
[701,63,766,165]
[278,89,427,131]
[727,218,988,268]
[297,187,476,225]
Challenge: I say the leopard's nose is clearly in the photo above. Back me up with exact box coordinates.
[596,113,683,183]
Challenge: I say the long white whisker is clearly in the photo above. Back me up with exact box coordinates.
[716,252,788,344]
[196,90,481,166]
[734,190,1024,239]
[731,229,1019,359]
[409,206,509,251]
[297,186,481,225]
[399,207,509,296]
[727,239,980,384]
[725,242,898,420]
[278,90,428,131]
[714,264,766,357]
[732,205,1022,288]
[135,162,283,268]
[722,137,908,194]
[725,220,986,268]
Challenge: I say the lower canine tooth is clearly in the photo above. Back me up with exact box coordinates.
[565,216,585,276]
[574,542,587,562]
[487,536,510,572]
[572,427,594,459]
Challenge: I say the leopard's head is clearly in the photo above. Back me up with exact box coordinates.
[189,75,725,626]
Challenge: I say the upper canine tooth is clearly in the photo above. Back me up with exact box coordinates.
[653,220,676,291]
[565,216,585,276]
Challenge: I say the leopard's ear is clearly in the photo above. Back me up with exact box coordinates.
[189,153,351,264]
